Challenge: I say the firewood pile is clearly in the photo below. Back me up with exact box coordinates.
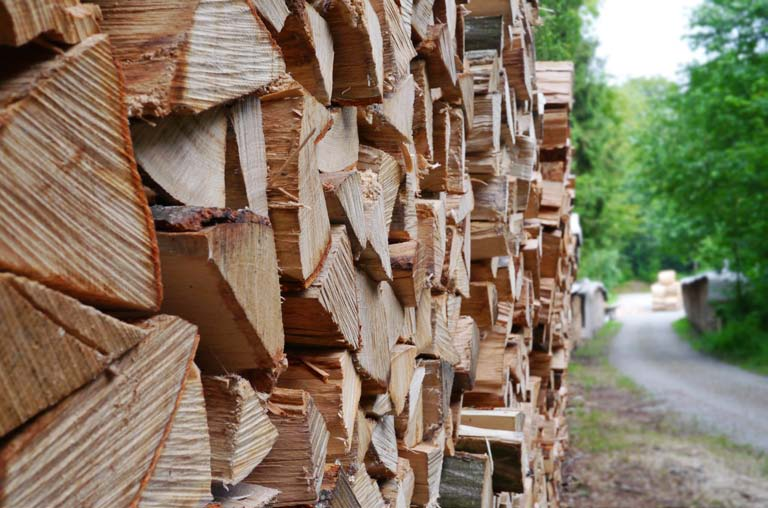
[0,0,579,507]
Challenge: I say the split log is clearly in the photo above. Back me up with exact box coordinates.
[358,145,403,229]
[314,0,384,104]
[389,240,425,306]
[261,88,332,284]
[438,452,494,508]
[349,464,387,508]
[445,176,475,225]
[96,0,286,116]
[0,35,161,312]
[394,365,425,448]
[317,464,360,508]
[358,74,415,145]
[381,281,407,347]
[253,0,290,32]
[132,95,269,213]
[318,107,360,173]
[140,366,213,508]
[462,306,511,408]
[202,375,278,486]
[354,270,392,392]
[375,0,418,84]
[380,458,415,508]
[275,0,335,104]
[365,415,399,478]
[245,388,329,506]
[410,0,435,43]
[467,93,501,154]
[417,23,457,88]
[322,171,368,257]
[358,172,394,282]
[389,344,418,415]
[456,426,526,493]
[398,430,445,506]
[282,226,359,349]
[278,351,361,459]
[461,282,498,328]
[452,316,480,391]
[0,315,204,507]
[421,102,450,191]
[503,26,532,102]
[411,60,434,159]
[461,408,525,432]
[466,50,500,95]
[212,484,279,508]
[421,359,455,441]
[423,292,462,364]
[153,206,284,374]
[471,221,510,260]
[466,150,502,176]
[472,175,510,222]
[0,273,148,437]
[348,410,375,465]
[0,0,99,46]
[416,198,447,284]
[390,170,419,240]
[464,15,504,54]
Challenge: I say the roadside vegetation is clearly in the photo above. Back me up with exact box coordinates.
[537,0,768,368]
[563,323,768,508]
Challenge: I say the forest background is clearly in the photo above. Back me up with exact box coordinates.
[536,0,768,369]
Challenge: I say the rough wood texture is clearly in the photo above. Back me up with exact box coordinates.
[366,415,399,478]
[245,388,329,506]
[380,458,415,508]
[350,463,387,507]
[398,430,445,506]
[278,351,361,459]
[456,425,526,493]
[317,464,361,508]
[132,95,269,213]
[471,221,510,260]
[464,15,504,54]
[0,315,202,507]
[0,274,148,437]
[389,344,418,415]
[417,23,457,88]
[262,88,331,284]
[358,172,394,282]
[452,316,480,391]
[358,145,402,229]
[358,73,415,147]
[282,226,359,349]
[375,0,417,85]
[421,359,455,441]
[438,451,493,508]
[96,0,286,116]
[411,59,434,159]
[153,207,284,373]
[394,365,425,448]
[276,0,335,104]
[0,0,100,46]
[354,270,392,392]
[321,171,368,257]
[416,198,447,285]
[318,106,360,172]
[472,175,510,222]
[0,35,161,312]
[314,0,384,104]
[139,366,213,508]
[467,93,502,154]
[202,375,278,486]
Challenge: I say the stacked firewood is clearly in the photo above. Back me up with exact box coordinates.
[0,0,578,507]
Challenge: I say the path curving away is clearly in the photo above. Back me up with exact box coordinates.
[609,292,768,452]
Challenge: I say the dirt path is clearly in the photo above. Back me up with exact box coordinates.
[610,293,768,452]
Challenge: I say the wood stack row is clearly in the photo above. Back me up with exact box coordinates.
[0,0,577,506]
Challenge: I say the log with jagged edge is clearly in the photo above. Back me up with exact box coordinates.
[318,107,360,173]
[467,50,501,95]
[416,198,447,284]
[395,364,425,448]
[388,240,425,306]
[503,25,533,103]
[381,281,407,347]
[452,316,480,391]
[358,74,415,149]
[366,415,399,478]
[277,351,361,460]
[398,429,446,506]
[315,464,361,508]
[389,344,418,415]
[274,0,335,105]
[456,425,526,494]
[347,409,375,466]
[422,292,462,363]
[496,256,516,303]
[410,0,435,43]
[0,315,208,507]
[244,388,329,506]
[465,15,504,54]
[152,206,284,375]
[261,85,332,285]
[254,0,290,32]
[0,0,100,46]
[467,150,502,176]
[358,172,394,282]
[463,302,512,409]
[0,35,161,313]
[380,458,415,508]
[350,463,388,507]
[95,0,286,116]
[417,23,457,88]
[282,226,360,349]
[390,170,419,241]
[132,95,269,214]
[411,59,434,159]
[471,221,510,260]
[321,171,368,258]
[0,274,149,437]
[438,451,494,508]
[375,0,418,84]
[358,145,403,229]
[313,0,384,105]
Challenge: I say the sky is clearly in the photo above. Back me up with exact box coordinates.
[594,0,704,83]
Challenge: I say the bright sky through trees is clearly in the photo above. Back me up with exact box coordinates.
[595,0,703,83]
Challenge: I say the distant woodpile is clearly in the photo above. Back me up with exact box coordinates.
[0,0,580,506]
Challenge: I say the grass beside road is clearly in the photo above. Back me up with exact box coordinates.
[673,317,768,377]
[562,322,768,508]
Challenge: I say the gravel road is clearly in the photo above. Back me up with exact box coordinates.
[609,292,768,452]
